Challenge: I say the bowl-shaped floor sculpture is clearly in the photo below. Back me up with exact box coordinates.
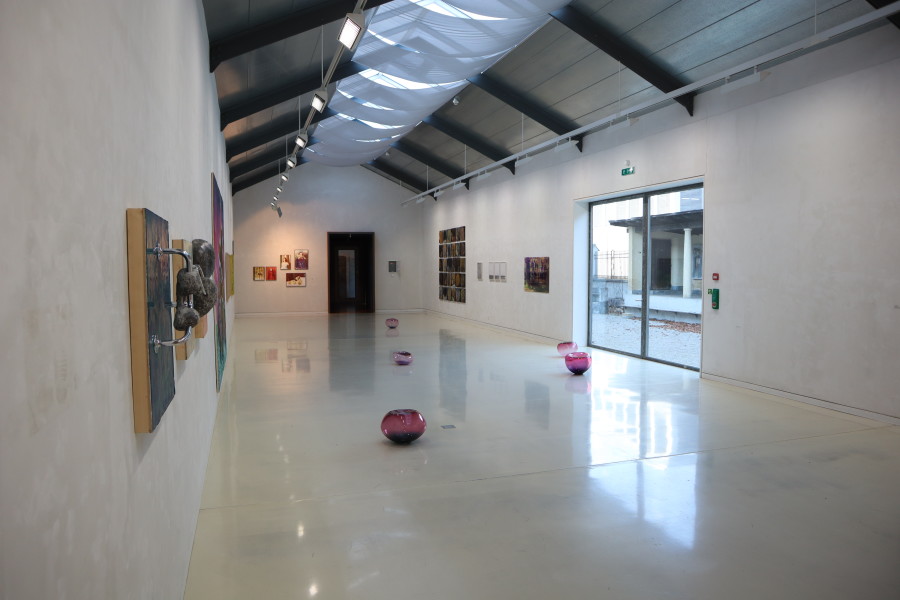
[381,409,426,444]
[557,341,578,356]
[392,351,413,365]
[565,352,592,375]
[385,318,399,329]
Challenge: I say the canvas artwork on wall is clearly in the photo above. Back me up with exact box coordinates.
[212,174,227,392]
[489,262,507,282]
[266,266,277,281]
[226,252,235,299]
[438,226,466,303]
[294,249,309,270]
[524,256,549,293]
[286,273,307,287]
[280,254,291,270]
[125,208,176,433]
[253,266,265,281]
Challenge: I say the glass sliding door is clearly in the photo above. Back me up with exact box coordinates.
[589,196,644,356]
[589,185,703,370]
[647,188,703,368]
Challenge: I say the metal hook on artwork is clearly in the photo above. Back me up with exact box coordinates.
[148,239,218,353]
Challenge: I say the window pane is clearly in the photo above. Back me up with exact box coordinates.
[646,188,703,368]
[590,198,643,355]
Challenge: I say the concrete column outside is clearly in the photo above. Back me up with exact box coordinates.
[683,228,693,298]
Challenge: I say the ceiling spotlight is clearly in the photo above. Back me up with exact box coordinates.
[338,12,366,51]
[311,88,329,113]
[554,139,576,152]
[280,172,289,183]
[286,155,297,169]
[452,96,460,106]
[295,131,309,149]
[276,206,283,218]
[276,185,283,194]
[270,200,278,209]
[433,189,444,198]
[515,155,533,166]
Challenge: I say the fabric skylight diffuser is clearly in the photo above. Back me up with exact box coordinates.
[303,0,569,167]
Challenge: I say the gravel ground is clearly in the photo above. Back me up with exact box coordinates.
[590,313,701,368]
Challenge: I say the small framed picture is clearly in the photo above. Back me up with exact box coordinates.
[294,249,309,270]
[266,266,277,281]
[388,260,398,273]
[286,272,306,287]
[253,266,265,281]
[279,254,291,270]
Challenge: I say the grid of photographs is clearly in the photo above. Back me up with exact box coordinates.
[438,226,466,303]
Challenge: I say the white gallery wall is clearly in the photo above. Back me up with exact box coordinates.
[233,162,423,314]
[0,1,232,599]
[422,25,900,420]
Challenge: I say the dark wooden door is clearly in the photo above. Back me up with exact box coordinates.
[327,232,374,313]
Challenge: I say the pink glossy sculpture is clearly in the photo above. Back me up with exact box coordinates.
[564,352,592,375]
[392,350,413,365]
[385,318,399,329]
[557,341,578,356]
[381,409,426,444]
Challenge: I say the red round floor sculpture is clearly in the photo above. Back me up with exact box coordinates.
[381,409,427,444]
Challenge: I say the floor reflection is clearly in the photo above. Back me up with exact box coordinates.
[588,355,698,549]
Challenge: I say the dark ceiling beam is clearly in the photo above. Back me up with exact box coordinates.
[551,5,695,116]
[366,159,428,193]
[467,73,582,148]
[220,60,365,129]
[391,140,466,181]
[232,165,280,194]
[225,108,334,161]
[865,0,900,28]
[423,115,515,175]
[209,0,394,71]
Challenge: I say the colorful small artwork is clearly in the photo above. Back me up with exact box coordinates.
[266,266,277,281]
[212,174,227,392]
[524,256,550,293]
[253,266,265,281]
[294,249,309,270]
[280,254,291,270]
[286,272,307,287]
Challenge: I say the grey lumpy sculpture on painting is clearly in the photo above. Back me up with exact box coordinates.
[190,239,217,317]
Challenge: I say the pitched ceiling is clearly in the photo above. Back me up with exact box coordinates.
[200,0,898,196]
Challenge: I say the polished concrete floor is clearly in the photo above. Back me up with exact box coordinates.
[185,313,900,600]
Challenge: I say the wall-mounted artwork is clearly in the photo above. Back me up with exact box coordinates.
[524,256,550,293]
[226,252,235,299]
[294,249,309,270]
[212,174,227,392]
[172,239,198,361]
[280,254,291,270]
[126,208,176,433]
[438,226,466,303]
[266,266,277,281]
[489,262,507,282]
[286,273,307,287]
[253,266,265,281]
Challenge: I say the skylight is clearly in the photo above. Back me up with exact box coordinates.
[409,0,502,20]
[336,89,394,111]
[359,68,462,90]
[335,112,406,130]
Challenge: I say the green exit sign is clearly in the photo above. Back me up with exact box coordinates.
[621,166,635,176]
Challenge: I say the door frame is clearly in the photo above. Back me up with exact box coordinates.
[327,232,375,313]
[588,183,703,370]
